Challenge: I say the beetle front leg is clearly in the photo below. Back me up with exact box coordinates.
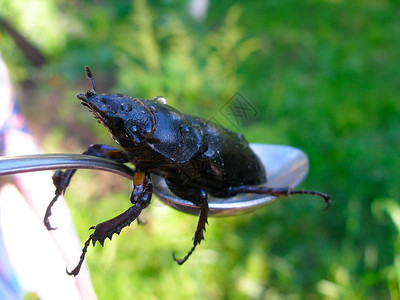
[173,189,209,265]
[44,144,129,230]
[66,202,143,276]
[67,172,152,276]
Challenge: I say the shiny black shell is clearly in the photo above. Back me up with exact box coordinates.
[80,92,266,199]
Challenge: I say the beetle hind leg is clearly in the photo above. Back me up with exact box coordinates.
[173,189,209,265]
[227,186,330,209]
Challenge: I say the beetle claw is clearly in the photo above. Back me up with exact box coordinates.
[173,243,198,265]
[66,266,79,277]
[47,225,58,231]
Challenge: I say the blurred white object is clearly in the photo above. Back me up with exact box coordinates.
[188,0,209,21]
[0,56,96,299]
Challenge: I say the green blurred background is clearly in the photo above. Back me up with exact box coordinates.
[1,0,400,299]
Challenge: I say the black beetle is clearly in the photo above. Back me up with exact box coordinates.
[45,66,329,276]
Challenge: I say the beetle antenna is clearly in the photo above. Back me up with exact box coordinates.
[85,66,96,92]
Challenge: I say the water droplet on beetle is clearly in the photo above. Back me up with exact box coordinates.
[154,96,167,104]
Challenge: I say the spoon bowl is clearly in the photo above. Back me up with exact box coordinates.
[152,144,309,216]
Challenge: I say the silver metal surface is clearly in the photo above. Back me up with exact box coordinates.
[0,154,134,179]
[0,144,309,216]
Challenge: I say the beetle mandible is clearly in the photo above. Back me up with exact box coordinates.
[45,66,330,276]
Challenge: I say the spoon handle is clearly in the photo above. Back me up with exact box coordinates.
[0,154,134,179]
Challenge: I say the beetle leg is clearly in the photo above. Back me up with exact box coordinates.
[66,201,144,276]
[44,169,77,230]
[227,186,330,210]
[44,144,129,230]
[66,172,152,276]
[81,144,129,163]
[129,171,153,205]
[173,189,208,265]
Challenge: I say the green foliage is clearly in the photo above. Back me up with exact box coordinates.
[113,0,260,119]
[1,0,400,299]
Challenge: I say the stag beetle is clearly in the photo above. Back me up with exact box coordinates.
[45,66,330,276]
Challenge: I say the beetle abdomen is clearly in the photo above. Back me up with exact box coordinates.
[197,119,266,196]
[161,117,266,198]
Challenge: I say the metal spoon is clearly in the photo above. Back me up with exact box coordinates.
[0,153,135,179]
[0,144,308,216]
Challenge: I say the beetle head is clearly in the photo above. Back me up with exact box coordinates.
[77,67,156,148]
